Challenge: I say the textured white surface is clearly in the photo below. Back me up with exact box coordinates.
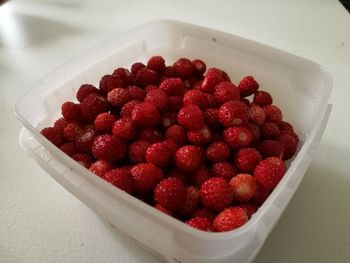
[1,0,350,262]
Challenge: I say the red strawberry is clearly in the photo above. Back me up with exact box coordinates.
[258,140,283,158]
[89,159,114,177]
[211,162,237,181]
[61,101,80,122]
[204,93,219,108]
[53,117,67,132]
[261,121,280,139]
[254,157,286,190]
[199,177,234,211]
[94,113,116,133]
[223,126,253,149]
[276,134,298,160]
[200,68,226,94]
[206,141,230,163]
[80,94,109,122]
[145,142,170,168]
[183,89,208,109]
[229,174,257,202]
[137,128,162,144]
[235,147,262,173]
[103,168,134,194]
[60,142,78,156]
[154,177,185,211]
[165,125,187,145]
[173,58,195,78]
[107,87,131,107]
[187,125,214,146]
[91,135,127,162]
[40,127,64,147]
[214,81,240,104]
[177,105,204,131]
[128,140,150,164]
[131,102,160,127]
[175,145,202,172]
[191,166,211,187]
[99,74,124,94]
[162,139,179,160]
[131,62,146,75]
[213,207,248,232]
[278,121,295,132]
[112,118,137,141]
[245,122,261,144]
[126,85,146,101]
[238,76,259,97]
[75,126,96,153]
[263,105,283,124]
[253,91,273,106]
[192,59,206,76]
[72,153,94,168]
[76,84,100,102]
[248,104,266,126]
[120,100,140,118]
[179,186,200,215]
[218,100,248,127]
[186,217,215,232]
[144,89,168,112]
[131,163,164,194]
[135,67,158,87]
[147,55,166,73]
[63,122,83,141]
[159,78,185,96]
[112,67,133,86]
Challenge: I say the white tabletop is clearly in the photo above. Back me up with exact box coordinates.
[1,0,350,262]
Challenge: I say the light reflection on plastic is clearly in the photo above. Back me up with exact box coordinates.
[0,3,24,48]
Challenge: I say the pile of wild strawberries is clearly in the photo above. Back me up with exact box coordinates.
[41,56,299,232]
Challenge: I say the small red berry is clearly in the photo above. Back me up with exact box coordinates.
[263,105,283,124]
[183,90,208,109]
[186,217,215,232]
[179,186,200,215]
[147,55,166,72]
[223,126,253,149]
[103,168,134,194]
[218,100,248,127]
[112,118,137,141]
[206,141,230,163]
[61,101,80,122]
[199,177,234,212]
[187,125,214,146]
[112,67,133,86]
[131,163,164,194]
[253,91,273,106]
[135,67,158,87]
[235,147,262,173]
[213,207,248,232]
[76,84,100,102]
[99,74,124,94]
[128,140,150,164]
[192,208,216,222]
[154,177,185,212]
[254,157,286,190]
[131,102,160,127]
[60,142,78,156]
[63,122,83,141]
[276,134,298,160]
[214,81,240,104]
[258,140,283,158]
[75,126,96,153]
[173,58,195,78]
[159,78,185,96]
[72,153,94,168]
[53,117,67,132]
[80,94,109,122]
[145,142,170,168]
[89,159,114,177]
[177,105,204,131]
[192,59,206,76]
[165,125,187,145]
[261,121,281,139]
[160,111,178,129]
[40,127,64,147]
[175,145,202,172]
[94,113,116,133]
[120,100,140,118]
[131,62,146,75]
[126,85,146,101]
[137,128,163,143]
[238,76,259,97]
[204,108,220,129]
[200,68,226,94]
[211,162,237,181]
[167,95,184,111]
[107,88,131,107]
[144,89,168,112]
[92,135,127,162]
[229,174,257,202]
[248,104,266,126]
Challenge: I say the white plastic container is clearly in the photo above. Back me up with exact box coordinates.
[15,20,332,263]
